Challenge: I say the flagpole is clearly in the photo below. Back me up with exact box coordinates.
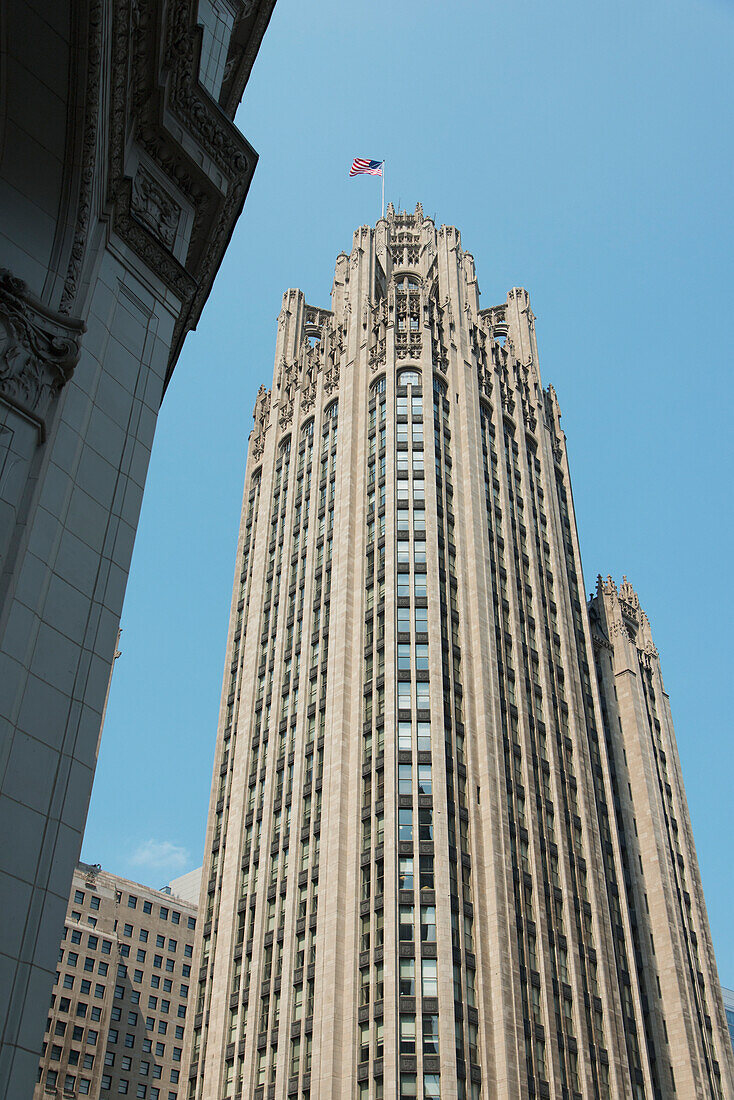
[381,162,385,219]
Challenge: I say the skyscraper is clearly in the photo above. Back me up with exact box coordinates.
[187,205,734,1100]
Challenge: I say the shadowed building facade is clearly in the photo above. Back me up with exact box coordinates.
[0,1,274,1095]
[33,862,198,1100]
[186,205,734,1100]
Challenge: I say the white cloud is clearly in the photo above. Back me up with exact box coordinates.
[130,839,190,871]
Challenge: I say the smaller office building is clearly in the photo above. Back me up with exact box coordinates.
[34,863,197,1100]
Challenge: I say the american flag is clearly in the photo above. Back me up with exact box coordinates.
[349,158,384,177]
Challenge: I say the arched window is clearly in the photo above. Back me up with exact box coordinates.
[371,376,386,395]
[324,400,338,421]
[300,419,314,438]
[395,274,421,290]
[279,435,291,455]
[397,369,421,387]
[433,376,447,398]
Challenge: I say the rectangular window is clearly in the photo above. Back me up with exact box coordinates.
[423,1015,440,1055]
[398,722,412,752]
[398,681,411,710]
[399,1015,416,1054]
[399,958,415,996]
[418,808,433,840]
[420,855,434,891]
[424,1073,441,1098]
[398,763,412,795]
[421,959,438,998]
[398,809,413,842]
[417,721,431,750]
[292,985,303,1021]
[398,858,414,891]
[417,763,432,794]
[420,906,436,942]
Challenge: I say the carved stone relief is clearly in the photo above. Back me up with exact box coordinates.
[250,384,271,460]
[131,166,182,248]
[0,271,84,438]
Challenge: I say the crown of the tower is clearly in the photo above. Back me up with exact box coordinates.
[248,209,562,464]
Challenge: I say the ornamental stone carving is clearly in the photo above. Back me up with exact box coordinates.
[0,271,84,437]
[301,382,317,413]
[369,341,386,372]
[250,384,271,460]
[60,0,104,314]
[131,166,182,249]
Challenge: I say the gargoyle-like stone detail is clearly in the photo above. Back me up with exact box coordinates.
[278,400,294,429]
[322,340,340,394]
[611,618,631,640]
[131,166,181,248]
[250,384,271,461]
[301,382,317,412]
[369,342,386,372]
[278,360,298,429]
[0,271,85,437]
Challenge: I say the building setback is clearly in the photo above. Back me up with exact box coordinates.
[722,988,734,1055]
[589,580,734,1096]
[185,205,734,1099]
[34,863,198,1100]
[0,1,274,1095]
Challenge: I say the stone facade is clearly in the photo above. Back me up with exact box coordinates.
[589,579,734,1097]
[185,205,734,1099]
[0,1,275,1095]
[723,987,734,1055]
[33,863,198,1100]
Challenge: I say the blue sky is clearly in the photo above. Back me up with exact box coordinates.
[82,0,734,980]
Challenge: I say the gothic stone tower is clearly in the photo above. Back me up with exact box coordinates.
[186,205,733,1100]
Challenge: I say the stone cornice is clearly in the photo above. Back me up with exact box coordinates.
[219,1,277,118]
[60,0,270,387]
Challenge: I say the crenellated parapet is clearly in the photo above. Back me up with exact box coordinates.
[258,211,559,454]
[590,574,660,665]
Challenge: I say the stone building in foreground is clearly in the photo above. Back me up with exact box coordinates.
[34,863,198,1100]
[186,205,734,1099]
[0,1,274,1095]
